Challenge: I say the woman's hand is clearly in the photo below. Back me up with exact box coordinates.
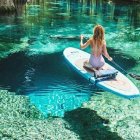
[80,34,90,49]
[80,34,84,40]
[108,57,113,61]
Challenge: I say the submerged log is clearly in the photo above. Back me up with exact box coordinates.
[108,0,140,3]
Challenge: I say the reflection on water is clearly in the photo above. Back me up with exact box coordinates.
[0,0,139,58]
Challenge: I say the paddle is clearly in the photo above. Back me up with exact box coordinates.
[111,60,140,80]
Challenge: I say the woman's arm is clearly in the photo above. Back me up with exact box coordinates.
[102,42,112,61]
[80,35,90,49]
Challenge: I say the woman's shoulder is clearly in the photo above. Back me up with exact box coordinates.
[86,37,93,44]
[89,37,94,42]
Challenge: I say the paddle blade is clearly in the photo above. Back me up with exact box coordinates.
[129,73,140,80]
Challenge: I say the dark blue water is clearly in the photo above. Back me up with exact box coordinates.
[0,0,140,117]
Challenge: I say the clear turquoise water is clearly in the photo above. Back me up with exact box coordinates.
[0,0,140,117]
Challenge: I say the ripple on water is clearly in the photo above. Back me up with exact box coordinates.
[27,77,92,117]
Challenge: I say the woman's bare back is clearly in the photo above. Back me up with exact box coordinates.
[89,38,105,57]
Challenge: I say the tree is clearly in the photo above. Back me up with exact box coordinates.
[0,0,15,12]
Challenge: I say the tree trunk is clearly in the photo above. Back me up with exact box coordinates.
[0,0,15,12]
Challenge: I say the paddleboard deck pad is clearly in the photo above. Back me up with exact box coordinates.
[63,47,140,98]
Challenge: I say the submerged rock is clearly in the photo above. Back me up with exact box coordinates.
[64,108,123,140]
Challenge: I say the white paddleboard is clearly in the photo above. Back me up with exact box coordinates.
[63,47,140,98]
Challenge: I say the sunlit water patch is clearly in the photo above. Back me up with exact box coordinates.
[29,87,90,117]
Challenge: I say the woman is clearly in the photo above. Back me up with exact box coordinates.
[80,25,112,70]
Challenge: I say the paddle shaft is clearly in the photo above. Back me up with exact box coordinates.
[111,60,140,80]
[111,60,128,75]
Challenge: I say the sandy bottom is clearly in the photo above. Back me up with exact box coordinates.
[1,89,140,140]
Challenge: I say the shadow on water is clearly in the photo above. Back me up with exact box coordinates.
[0,50,90,94]
[64,108,123,140]
[0,51,28,91]
[0,51,56,91]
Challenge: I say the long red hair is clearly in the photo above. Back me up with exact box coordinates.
[93,25,105,47]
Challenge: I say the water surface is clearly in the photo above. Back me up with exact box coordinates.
[0,0,140,117]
